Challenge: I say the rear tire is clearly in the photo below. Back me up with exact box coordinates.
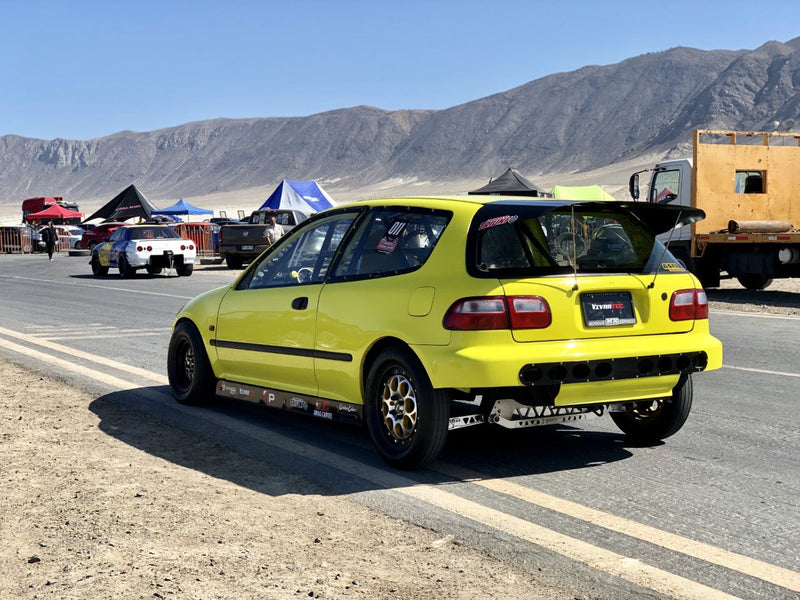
[146,265,163,275]
[611,374,693,442]
[167,321,215,405]
[364,347,449,469]
[736,275,773,290]
[177,264,194,276]
[90,252,108,276]
[119,255,135,278]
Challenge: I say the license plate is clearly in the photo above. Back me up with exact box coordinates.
[241,245,254,251]
[580,292,636,327]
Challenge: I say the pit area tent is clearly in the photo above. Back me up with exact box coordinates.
[152,198,214,220]
[469,168,543,197]
[258,180,336,213]
[84,184,157,222]
[26,203,84,223]
[550,185,617,202]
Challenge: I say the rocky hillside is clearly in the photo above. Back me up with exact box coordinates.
[1,38,799,205]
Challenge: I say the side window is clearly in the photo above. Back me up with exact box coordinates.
[244,213,356,290]
[735,170,765,194]
[109,228,126,242]
[333,208,451,279]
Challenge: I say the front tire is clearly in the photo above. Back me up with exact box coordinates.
[610,374,693,442]
[364,347,449,469]
[167,321,215,405]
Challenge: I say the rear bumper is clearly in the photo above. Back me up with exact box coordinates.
[416,331,722,406]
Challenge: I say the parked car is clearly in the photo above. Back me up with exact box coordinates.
[90,224,196,277]
[167,196,722,468]
[56,225,85,249]
[80,222,126,249]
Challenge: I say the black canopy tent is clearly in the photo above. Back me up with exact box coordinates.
[83,184,158,222]
[469,168,544,197]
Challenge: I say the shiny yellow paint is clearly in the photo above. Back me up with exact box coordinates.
[174,195,723,409]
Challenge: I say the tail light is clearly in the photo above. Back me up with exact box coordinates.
[669,289,709,321]
[136,245,154,252]
[444,296,551,330]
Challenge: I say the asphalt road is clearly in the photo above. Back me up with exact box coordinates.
[1,253,798,600]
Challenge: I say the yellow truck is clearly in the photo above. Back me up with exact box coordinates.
[629,129,800,289]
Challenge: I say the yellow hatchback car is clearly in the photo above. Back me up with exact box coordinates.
[168,196,722,468]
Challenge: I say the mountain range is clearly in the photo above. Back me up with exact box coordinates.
[1,37,799,209]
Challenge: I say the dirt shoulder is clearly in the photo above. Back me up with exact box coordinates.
[0,361,570,600]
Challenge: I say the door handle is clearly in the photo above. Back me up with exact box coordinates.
[291,297,308,310]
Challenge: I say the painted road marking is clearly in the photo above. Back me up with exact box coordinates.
[0,328,797,598]
[436,465,800,593]
[0,273,194,300]
[723,364,800,379]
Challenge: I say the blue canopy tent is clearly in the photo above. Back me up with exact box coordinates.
[258,180,336,214]
[152,198,214,221]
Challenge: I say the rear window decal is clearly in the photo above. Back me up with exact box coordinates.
[376,220,408,254]
[479,215,518,230]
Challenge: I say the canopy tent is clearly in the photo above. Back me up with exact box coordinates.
[26,203,84,223]
[469,168,544,197]
[84,184,157,223]
[152,198,214,220]
[550,185,617,202]
[258,180,336,213]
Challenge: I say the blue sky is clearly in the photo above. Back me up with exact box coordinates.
[2,0,798,140]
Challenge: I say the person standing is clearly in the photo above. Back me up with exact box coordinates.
[42,220,58,260]
[264,215,284,245]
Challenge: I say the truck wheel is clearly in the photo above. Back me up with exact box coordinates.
[610,374,693,443]
[736,275,773,290]
[364,347,449,469]
[226,256,243,269]
[167,321,215,405]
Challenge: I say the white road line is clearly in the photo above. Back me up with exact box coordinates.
[0,273,194,299]
[0,326,167,385]
[723,364,800,379]
[436,465,800,593]
[0,328,795,598]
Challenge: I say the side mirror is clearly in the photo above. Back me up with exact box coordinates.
[629,173,640,201]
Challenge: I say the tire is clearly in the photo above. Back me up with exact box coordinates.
[90,252,108,276]
[119,255,135,278]
[146,265,163,275]
[610,374,693,443]
[736,275,773,290]
[167,321,215,405]
[177,264,194,276]
[226,255,243,269]
[364,347,449,469]
[88,241,97,250]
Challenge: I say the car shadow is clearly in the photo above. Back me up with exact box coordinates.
[89,385,636,497]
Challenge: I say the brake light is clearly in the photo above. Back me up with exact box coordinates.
[669,289,709,321]
[444,296,551,330]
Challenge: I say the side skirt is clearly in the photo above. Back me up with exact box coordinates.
[215,379,363,424]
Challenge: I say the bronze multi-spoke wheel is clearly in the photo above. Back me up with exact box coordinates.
[365,347,449,469]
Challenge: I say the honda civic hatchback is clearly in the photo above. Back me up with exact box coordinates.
[167,196,722,468]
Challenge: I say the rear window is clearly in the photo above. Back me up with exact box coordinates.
[468,204,679,277]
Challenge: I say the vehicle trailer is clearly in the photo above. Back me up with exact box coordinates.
[630,130,800,289]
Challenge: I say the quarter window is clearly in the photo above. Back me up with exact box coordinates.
[332,208,451,280]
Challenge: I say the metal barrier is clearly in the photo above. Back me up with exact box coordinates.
[0,227,33,253]
[56,232,72,253]
[174,223,218,258]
